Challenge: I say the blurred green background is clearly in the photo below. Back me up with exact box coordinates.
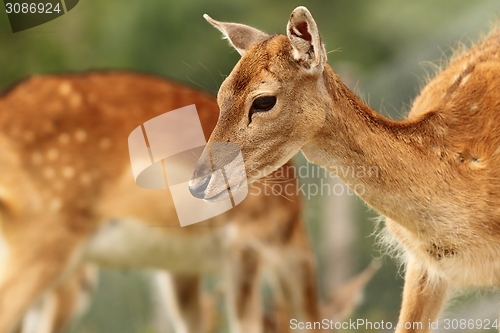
[2,1,500,332]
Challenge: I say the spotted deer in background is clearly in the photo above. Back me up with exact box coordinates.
[0,72,376,333]
[190,6,500,333]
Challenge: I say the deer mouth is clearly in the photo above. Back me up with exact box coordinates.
[212,179,247,203]
[190,142,248,202]
[204,189,228,201]
[189,173,247,203]
[188,174,212,199]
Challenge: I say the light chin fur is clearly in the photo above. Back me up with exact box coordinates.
[204,178,247,203]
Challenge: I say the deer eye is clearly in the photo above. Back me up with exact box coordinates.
[248,96,277,124]
[252,96,276,112]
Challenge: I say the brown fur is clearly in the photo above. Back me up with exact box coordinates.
[197,7,500,332]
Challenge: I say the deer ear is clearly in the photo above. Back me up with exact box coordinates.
[204,14,269,56]
[287,6,326,74]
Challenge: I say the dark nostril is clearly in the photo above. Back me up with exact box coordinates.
[189,175,212,199]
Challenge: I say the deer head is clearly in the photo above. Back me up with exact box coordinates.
[190,7,333,200]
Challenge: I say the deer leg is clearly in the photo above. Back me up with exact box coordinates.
[52,264,97,333]
[156,272,204,333]
[225,247,263,333]
[20,291,58,333]
[396,260,449,333]
[0,233,84,333]
[270,245,321,333]
[20,264,97,333]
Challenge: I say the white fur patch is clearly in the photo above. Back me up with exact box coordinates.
[71,266,98,325]
[21,293,57,333]
[83,218,229,275]
[383,218,500,288]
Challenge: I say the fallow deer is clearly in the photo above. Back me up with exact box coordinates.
[191,6,500,332]
[0,72,375,333]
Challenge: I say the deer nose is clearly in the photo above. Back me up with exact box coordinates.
[189,174,212,199]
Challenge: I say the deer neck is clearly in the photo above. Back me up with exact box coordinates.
[302,65,446,230]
